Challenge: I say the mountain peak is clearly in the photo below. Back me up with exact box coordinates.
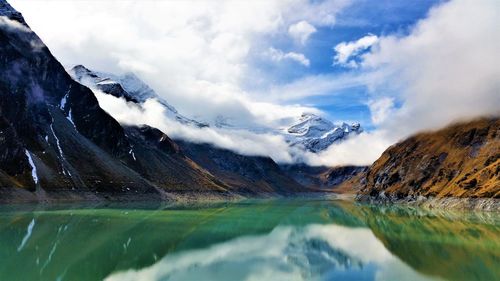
[68,65,209,128]
[286,114,363,153]
[72,64,92,73]
[0,0,26,25]
[288,113,334,136]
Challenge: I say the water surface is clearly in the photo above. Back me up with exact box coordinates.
[0,198,498,281]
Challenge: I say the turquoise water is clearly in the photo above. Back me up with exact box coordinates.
[0,198,498,281]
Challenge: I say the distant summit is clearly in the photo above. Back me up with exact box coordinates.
[285,113,363,153]
[70,66,363,154]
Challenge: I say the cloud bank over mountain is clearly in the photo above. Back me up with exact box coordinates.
[320,0,500,166]
[10,0,500,166]
[9,0,349,128]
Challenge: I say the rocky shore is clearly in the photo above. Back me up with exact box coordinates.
[356,194,500,212]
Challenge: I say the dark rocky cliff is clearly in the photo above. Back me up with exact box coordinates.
[0,0,319,202]
[0,1,229,201]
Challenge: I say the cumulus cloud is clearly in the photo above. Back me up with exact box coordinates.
[288,20,317,45]
[318,0,500,166]
[362,0,500,136]
[367,97,394,125]
[9,0,498,168]
[9,0,360,165]
[265,47,310,67]
[282,0,500,167]
[333,34,378,67]
[9,0,350,129]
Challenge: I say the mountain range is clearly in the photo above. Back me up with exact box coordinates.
[0,1,343,202]
[68,64,363,154]
[0,0,497,205]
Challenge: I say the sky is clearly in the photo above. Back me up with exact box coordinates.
[9,0,500,166]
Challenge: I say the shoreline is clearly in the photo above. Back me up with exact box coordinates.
[356,194,500,212]
[1,187,498,212]
[0,187,335,205]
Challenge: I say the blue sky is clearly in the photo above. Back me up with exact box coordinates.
[11,0,445,131]
[10,0,499,165]
[248,0,444,130]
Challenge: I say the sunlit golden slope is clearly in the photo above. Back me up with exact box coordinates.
[348,117,499,198]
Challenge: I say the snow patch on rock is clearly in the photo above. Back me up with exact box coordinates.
[24,149,38,184]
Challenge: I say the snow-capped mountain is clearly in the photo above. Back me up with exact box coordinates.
[69,66,361,154]
[0,0,309,201]
[284,113,362,153]
[68,65,208,128]
[0,1,231,198]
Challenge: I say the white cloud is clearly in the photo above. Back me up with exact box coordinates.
[0,15,29,32]
[8,0,361,165]
[105,224,429,281]
[286,0,353,27]
[362,0,500,136]
[265,47,310,67]
[305,131,394,166]
[285,0,500,167]
[92,90,311,163]
[288,20,316,45]
[9,0,498,168]
[333,34,378,67]
[367,97,394,125]
[9,0,350,129]
[319,0,500,166]
[260,71,381,103]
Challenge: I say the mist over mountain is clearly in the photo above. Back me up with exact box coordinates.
[68,64,364,165]
[0,0,328,202]
[0,0,498,205]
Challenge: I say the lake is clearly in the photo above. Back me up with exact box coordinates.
[0,198,498,281]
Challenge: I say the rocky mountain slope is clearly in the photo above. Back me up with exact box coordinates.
[67,67,310,196]
[71,65,363,154]
[280,164,366,190]
[68,64,367,195]
[349,117,499,199]
[0,1,312,202]
[177,141,305,195]
[68,65,208,128]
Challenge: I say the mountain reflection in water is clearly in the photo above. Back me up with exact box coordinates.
[0,199,498,281]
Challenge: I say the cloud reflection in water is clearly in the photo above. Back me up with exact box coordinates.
[106,224,435,281]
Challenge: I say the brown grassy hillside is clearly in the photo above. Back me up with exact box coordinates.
[353,117,499,198]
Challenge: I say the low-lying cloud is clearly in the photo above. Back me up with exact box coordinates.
[11,0,500,167]
[362,0,500,135]
[93,90,314,163]
[88,0,500,167]
[320,0,500,166]
[10,0,349,129]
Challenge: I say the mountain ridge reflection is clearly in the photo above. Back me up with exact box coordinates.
[0,199,497,281]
